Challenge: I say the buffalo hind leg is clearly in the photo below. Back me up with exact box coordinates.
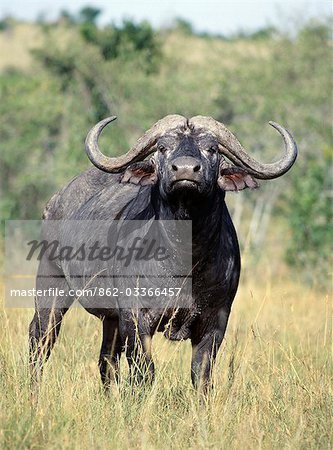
[29,307,69,386]
[99,317,122,390]
[29,258,73,389]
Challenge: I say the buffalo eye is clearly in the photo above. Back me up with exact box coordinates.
[207,145,218,154]
[158,143,167,154]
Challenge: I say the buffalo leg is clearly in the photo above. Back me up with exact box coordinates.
[120,311,154,385]
[29,307,69,385]
[29,261,73,386]
[191,308,230,392]
[99,317,122,389]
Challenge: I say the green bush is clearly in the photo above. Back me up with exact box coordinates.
[79,18,161,72]
[285,151,332,289]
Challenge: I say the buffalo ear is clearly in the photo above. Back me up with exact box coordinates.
[218,167,259,191]
[120,161,157,186]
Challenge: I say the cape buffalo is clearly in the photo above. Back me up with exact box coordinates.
[29,115,297,391]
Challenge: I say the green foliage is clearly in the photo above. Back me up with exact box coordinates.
[78,6,102,24]
[213,22,332,157]
[0,17,10,31]
[230,26,277,41]
[0,70,64,220]
[172,18,194,35]
[285,152,332,289]
[58,6,103,26]
[78,19,161,71]
[248,26,277,40]
[58,9,76,25]
[36,7,161,72]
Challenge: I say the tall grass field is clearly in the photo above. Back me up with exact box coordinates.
[0,275,331,449]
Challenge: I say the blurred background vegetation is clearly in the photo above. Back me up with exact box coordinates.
[0,7,331,290]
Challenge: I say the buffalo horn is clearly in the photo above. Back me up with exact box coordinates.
[189,116,297,179]
[85,115,187,173]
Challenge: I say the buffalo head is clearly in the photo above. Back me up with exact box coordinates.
[85,115,297,199]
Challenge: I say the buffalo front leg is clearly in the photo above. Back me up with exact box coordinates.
[119,310,155,386]
[191,308,230,393]
[99,317,122,389]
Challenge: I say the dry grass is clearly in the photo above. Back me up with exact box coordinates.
[0,24,42,71]
[0,275,331,449]
[163,31,270,68]
[0,23,271,74]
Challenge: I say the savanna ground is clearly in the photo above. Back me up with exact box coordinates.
[0,269,331,449]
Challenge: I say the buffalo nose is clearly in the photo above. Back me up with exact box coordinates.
[171,156,201,173]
